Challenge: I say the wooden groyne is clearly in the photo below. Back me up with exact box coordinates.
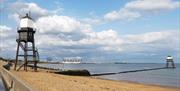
[27,64,59,71]
[91,67,168,76]
[28,64,170,76]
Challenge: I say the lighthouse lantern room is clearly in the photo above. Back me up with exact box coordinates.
[20,14,34,28]
[18,14,35,42]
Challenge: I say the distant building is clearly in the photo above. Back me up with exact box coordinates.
[62,57,82,64]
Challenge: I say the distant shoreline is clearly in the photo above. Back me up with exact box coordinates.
[38,61,179,64]
[1,57,180,64]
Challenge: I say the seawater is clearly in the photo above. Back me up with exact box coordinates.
[38,63,180,88]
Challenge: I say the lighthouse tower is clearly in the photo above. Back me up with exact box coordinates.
[14,13,39,71]
[166,56,175,68]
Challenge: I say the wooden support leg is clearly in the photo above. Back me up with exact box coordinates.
[17,62,27,71]
[34,61,37,71]
[172,62,175,68]
[24,42,28,71]
[14,41,20,70]
[166,62,169,68]
[32,42,37,71]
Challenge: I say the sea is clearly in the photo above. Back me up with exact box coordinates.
[38,63,180,88]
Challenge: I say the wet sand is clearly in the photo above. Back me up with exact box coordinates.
[1,61,180,91]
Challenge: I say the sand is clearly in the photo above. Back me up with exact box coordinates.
[1,61,180,91]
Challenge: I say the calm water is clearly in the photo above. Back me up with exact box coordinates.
[39,63,180,88]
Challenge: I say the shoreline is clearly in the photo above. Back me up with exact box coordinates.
[25,64,180,88]
[94,76,180,89]
[11,70,180,91]
[1,61,180,91]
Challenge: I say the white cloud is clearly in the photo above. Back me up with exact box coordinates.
[0,25,16,52]
[35,28,125,52]
[0,25,12,37]
[125,0,180,11]
[80,29,123,46]
[34,15,92,49]
[35,15,91,34]
[1,23,179,60]
[35,18,180,53]
[104,0,180,22]
[8,1,59,22]
[104,9,141,21]
[123,30,180,52]
[35,27,179,54]
[34,16,125,52]
[33,14,179,53]
[10,2,49,17]
[126,31,171,43]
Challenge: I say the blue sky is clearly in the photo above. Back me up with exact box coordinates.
[0,0,180,63]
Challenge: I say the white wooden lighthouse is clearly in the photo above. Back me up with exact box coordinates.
[14,13,39,71]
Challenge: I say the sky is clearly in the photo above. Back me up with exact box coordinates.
[0,0,180,63]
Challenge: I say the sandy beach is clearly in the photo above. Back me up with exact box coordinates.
[0,61,179,91]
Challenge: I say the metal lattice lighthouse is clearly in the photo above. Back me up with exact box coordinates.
[14,13,39,71]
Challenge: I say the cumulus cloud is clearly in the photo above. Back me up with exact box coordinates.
[78,29,124,52]
[34,15,179,53]
[80,30,179,53]
[80,29,120,45]
[10,2,49,18]
[0,25,16,53]
[125,0,180,11]
[34,15,92,47]
[104,9,141,21]
[35,15,91,34]
[123,31,180,52]
[126,31,172,43]
[0,25,12,37]
[34,16,125,52]
[1,23,179,60]
[104,0,180,22]
[8,1,62,22]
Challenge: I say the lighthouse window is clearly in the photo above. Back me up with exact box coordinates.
[20,32,27,40]
[28,32,32,37]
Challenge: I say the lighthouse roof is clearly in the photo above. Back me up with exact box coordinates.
[21,13,32,20]
[166,56,173,60]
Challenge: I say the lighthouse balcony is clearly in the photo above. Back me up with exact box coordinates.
[16,27,36,42]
